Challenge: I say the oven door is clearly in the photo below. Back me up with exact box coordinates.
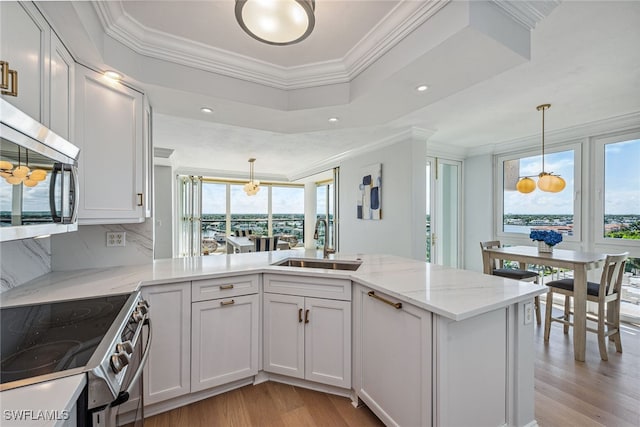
[90,318,152,427]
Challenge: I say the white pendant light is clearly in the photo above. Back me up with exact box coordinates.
[516,104,566,194]
[243,158,261,196]
[235,0,315,46]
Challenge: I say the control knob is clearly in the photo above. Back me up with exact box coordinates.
[110,351,130,374]
[115,340,134,355]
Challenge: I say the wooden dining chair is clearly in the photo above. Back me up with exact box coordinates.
[543,252,628,361]
[480,241,542,324]
[254,236,279,252]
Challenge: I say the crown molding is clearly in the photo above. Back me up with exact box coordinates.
[466,110,640,157]
[154,147,174,159]
[490,0,561,30]
[93,0,449,90]
[287,126,435,181]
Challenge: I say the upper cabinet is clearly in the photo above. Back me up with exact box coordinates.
[0,1,73,139]
[75,64,152,224]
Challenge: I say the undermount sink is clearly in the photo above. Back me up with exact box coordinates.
[272,258,362,271]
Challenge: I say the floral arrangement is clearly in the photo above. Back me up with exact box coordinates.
[529,229,563,246]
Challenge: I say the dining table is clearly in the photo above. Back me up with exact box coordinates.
[225,235,290,254]
[482,245,607,362]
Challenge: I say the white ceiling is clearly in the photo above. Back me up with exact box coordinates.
[39,1,640,180]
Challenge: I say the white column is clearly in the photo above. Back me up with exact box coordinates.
[304,182,317,249]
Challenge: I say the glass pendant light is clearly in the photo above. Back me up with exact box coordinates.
[243,158,260,196]
[516,104,566,193]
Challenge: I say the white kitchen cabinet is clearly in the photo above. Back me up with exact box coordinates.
[353,285,432,427]
[142,282,191,405]
[0,2,74,138]
[0,1,49,122]
[75,64,149,224]
[191,293,259,392]
[263,274,351,389]
[49,31,74,140]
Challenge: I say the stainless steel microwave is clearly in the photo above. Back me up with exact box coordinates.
[0,99,80,242]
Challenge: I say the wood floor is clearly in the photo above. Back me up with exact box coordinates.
[142,304,640,427]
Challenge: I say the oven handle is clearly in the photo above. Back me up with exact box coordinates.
[110,317,152,407]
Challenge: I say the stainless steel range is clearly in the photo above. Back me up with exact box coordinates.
[0,291,151,426]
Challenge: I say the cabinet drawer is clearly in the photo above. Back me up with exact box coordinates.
[192,274,259,301]
[263,274,351,301]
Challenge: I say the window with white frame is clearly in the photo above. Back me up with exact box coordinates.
[497,144,581,241]
[594,133,640,245]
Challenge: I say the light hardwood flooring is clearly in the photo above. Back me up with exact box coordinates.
[141,303,639,427]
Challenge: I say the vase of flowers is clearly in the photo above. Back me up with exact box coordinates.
[529,230,562,253]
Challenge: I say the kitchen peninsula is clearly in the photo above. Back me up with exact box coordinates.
[1,251,545,427]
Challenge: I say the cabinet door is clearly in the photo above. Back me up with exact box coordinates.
[142,282,191,405]
[263,293,304,379]
[0,1,49,121]
[354,286,432,427]
[75,64,144,224]
[49,31,74,140]
[191,294,259,392]
[304,297,351,388]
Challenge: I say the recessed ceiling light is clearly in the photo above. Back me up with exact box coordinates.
[104,70,122,80]
[200,107,213,113]
[416,85,429,92]
[328,117,339,123]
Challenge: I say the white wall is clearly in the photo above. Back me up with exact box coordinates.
[462,154,493,272]
[154,165,173,259]
[51,222,153,270]
[339,138,426,260]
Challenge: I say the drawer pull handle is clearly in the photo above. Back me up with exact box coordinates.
[220,284,234,290]
[368,291,402,310]
[220,299,235,306]
[304,309,310,324]
[137,193,143,206]
[0,61,8,90]
[298,308,303,323]
[1,69,18,97]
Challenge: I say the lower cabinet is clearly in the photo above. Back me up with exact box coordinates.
[353,285,432,427]
[142,282,192,405]
[191,293,259,392]
[263,292,351,388]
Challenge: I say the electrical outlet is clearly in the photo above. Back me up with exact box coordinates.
[523,302,533,325]
[106,231,126,247]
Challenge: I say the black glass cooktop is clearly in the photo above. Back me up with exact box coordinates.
[0,294,130,385]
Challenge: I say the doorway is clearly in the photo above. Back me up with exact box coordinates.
[426,157,462,267]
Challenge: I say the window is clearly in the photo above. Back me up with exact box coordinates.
[497,144,581,241]
[595,135,640,243]
[180,177,307,256]
[272,186,304,246]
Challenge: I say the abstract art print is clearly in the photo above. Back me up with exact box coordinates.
[357,163,382,220]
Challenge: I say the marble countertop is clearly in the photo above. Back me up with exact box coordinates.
[0,375,86,427]
[0,250,546,321]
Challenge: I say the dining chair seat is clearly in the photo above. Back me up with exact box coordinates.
[545,278,605,297]
[480,240,541,324]
[544,252,628,361]
[492,268,539,281]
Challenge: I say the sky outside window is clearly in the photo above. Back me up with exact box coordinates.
[605,139,640,215]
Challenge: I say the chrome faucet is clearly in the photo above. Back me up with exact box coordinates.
[314,218,335,258]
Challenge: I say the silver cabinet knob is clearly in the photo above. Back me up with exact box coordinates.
[116,340,134,355]
[110,351,130,374]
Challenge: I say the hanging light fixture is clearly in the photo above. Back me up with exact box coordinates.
[516,104,566,194]
[243,158,261,196]
[0,147,47,187]
[235,0,315,46]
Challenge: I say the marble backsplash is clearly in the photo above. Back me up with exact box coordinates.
[0,237,52,292]
[51,222,153,271]
[1,221,153,293]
